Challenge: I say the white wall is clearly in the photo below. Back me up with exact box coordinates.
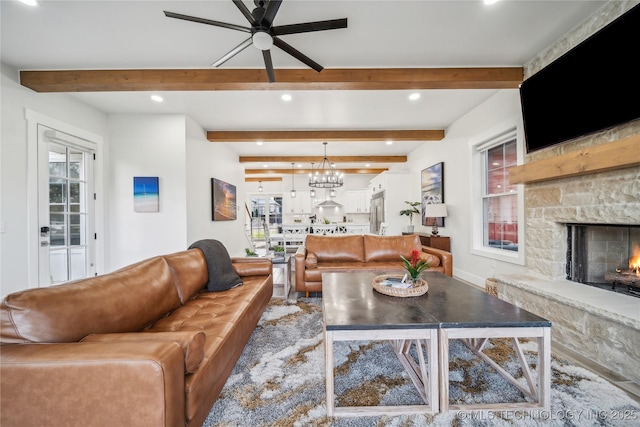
[108,114,188,270]
[185,117,248,256]
[0,64,108,297]
[404,89,528,286]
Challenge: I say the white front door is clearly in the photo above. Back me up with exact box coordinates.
[38,125,96,286]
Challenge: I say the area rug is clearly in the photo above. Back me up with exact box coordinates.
[202,299,639,427]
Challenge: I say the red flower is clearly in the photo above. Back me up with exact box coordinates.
[409,249,421,269]
[401,249,431,280]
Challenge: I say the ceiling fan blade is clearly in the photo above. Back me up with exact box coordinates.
[262,49,276,83]
[212,37,253,67]
[273,37,323,72]
[272,18,347,36]
[261,0,282,27]
[232,0,257,26]
[164,11,251,33]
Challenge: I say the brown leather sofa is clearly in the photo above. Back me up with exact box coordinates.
[295,234,453,294]
[0,248,273,427]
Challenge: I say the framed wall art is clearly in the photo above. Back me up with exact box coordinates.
[133,176,159,213]
[421,162,444,227]
[211,178,237,221]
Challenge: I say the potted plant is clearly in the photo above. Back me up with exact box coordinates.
[244,248,258,257]
[400,201,421,233]
[273,245,285,254]
[401,249,431,284]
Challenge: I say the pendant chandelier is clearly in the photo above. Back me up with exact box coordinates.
[309,163,316,198]
[308,142,344,188]
[290,163,296,198]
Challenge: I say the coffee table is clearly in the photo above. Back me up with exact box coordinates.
[416,272,552,413]
[322,271,552,416]
[322,271,440,416]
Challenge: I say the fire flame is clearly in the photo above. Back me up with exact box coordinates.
[630,243,640,275]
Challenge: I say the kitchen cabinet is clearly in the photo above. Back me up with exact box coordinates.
[345,189,370,213]
[284,190,312,214]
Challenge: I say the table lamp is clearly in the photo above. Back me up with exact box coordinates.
[423,203,448,236]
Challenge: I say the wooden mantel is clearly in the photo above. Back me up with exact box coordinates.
[509,134,640,184]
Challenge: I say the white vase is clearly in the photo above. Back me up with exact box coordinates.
[407,225,414,233]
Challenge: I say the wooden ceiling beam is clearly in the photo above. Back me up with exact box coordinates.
[20,67,523,92]
[210,130,443,142]
[240,155,407,163]
[245,168,387,175]
[244,177,282,182]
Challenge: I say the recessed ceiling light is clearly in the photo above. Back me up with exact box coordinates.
[386,140,393,145]
[484,0,500,5]
[256,141,263,146]
[281,94,292,101]
[150,95,163,103]
[409,93,421,101]
[365,163,371,167]
[18,0,38,6]
[297,164,302,168]
[263,164,268,168]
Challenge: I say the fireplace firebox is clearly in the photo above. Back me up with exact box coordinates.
[566,224,640,297]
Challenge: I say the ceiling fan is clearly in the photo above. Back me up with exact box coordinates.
[164,0,347,83]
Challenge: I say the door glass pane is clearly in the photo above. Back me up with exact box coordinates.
[49,144,67,177]
[49,178,66,204]
[69,148,84,179]
[69,182,81,204]
[69,214,83,245]
[50,213,66,246]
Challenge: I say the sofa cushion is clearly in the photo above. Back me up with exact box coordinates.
[189,239,243,292]
[0,256,180,344]
[164,249,208,304]
[82,331,206,374]
[305,235,365,262]
[363,234,422,262]
[420,253,440,267]
[305,252,318,268]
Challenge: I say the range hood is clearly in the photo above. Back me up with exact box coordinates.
[316,199,343,208]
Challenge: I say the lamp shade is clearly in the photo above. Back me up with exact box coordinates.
[423,203,448,218]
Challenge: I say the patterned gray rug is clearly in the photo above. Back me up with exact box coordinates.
[203,299,639,426]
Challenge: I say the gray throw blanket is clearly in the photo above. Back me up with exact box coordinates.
[189,239,243,292]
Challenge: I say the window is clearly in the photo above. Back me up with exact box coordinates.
[483,140,518,251]
[471,126,524,265]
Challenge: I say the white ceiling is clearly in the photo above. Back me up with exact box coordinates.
[0,0,607,174]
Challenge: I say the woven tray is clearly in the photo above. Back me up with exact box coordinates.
[372,274,428,298]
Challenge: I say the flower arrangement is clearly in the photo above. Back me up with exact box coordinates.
[400,249,430,281]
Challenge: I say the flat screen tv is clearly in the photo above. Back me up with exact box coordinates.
[520,3,640,153]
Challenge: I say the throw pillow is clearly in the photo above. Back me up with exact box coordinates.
[305,252,318,268]
[82,331,206,374]
[188,239,243,292]
[419,253,440,267]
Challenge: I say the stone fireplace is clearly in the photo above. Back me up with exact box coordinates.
[492,0,640,391]
[567,224,640,296]
[496,127,640,386]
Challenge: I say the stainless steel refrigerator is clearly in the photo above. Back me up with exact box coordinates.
[370,191,385,234]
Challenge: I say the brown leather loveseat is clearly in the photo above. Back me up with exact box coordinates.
[0,247,272,427]
[295,234,452,294]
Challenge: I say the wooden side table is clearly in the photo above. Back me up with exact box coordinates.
[417,234,450,252]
